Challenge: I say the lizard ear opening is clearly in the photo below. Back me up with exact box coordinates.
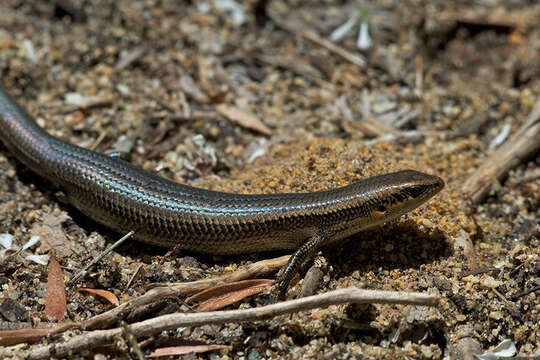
[405,185,425,199]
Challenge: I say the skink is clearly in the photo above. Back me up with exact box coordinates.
[0,84,444,293]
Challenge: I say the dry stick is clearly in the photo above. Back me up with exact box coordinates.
[67,231,135,286]
[25,287,438,360]
[458,266,498,279]
[0,322,80,347]
[89,129,108,151]
[414,55,424,98]
[302,30,366,68]
[121,321,145,360]
[125,263,144,291]
[83,255,291,329]
[56,97,113,114]
[0,257,290,349]
[115,45,147,71]
[266,5,366,68]
[510,285,540,300]
[455,229,478,271]
[462,99,540,203]
[145,255,290,290]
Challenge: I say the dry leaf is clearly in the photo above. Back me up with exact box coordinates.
[78,288,120,306]
[0,322,78,346]
[45,255,67,321]
[30,211,73,258]
[197,284,271,312]
[216,104,273,136]
[148,344,232,357]
[187,279,272,312]
[186,279,273,303]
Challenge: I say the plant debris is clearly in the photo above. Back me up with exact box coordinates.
[0,0,538,358]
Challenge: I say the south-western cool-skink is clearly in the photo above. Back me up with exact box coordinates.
[0,84,444,292]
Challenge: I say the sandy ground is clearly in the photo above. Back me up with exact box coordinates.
[0,1,538,359]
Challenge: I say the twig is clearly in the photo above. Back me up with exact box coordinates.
[458,267,499,279]
[0,322,80,347]
[137,336,155,350]
[53,97,113,114]
[462,99,540,203]
[302,30,366,68]
[148,110,219,124]
[414,55,423,98]
[266,4,366,68]
[89,129,108,151]
[67,231,134,286]
[125,263,144,291]
[83,255,290,329]
[455,229,478,271]
[24,287,438,359]
[437,9,540,32]
[510,285,540,300]
[364,130,424,146]
[491,288,509,305]
[115,45,147,71]
[121,321,145,360]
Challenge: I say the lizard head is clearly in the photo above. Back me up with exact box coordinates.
[368,170,445,222]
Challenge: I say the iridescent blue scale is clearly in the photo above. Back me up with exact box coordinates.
[1,84,444,264]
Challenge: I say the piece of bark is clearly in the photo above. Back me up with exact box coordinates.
[462,100,540,203]
[216,104,273,136]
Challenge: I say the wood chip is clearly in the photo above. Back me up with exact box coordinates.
[462,99,540,203]
[216,104,273,136]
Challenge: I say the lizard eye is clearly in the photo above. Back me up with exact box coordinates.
[376,205,387,213]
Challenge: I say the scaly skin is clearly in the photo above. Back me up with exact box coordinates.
[0,84,444,293]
